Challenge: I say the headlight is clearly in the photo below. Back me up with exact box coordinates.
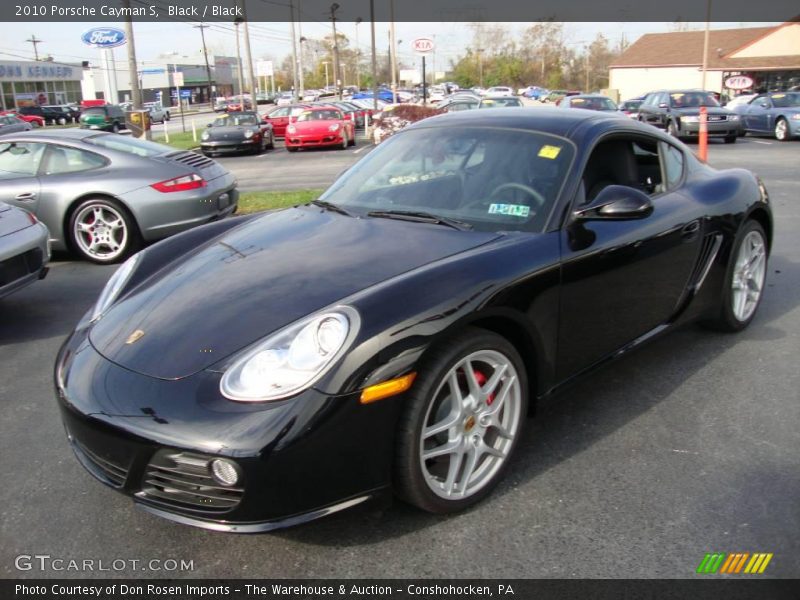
[728,114,740,121]
[220,307,360,402]
[286,125,296,134]
[681,116,699,123]
[328,123,340,132]
[791,113,800,120]
[90,253,140,322]
[243,128,255,138]
[201,130,210,140]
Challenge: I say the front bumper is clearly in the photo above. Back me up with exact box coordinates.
[200,139,258,154]
[285,133,344,148]
[679,118,742,137]
[54,328,396,531]
[0,222,49,299]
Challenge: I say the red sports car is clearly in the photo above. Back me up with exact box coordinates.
[284,107,356,151]
[0,110,44,128]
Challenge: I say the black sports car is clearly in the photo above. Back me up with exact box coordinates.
[55,107,772,532]
[200,111,274,156]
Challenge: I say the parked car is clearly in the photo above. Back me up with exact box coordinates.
[638,89,742,143]
[485,86,514,97]
[440,98,479,112]
[285,106,355,151]
[0,115,33,135]
[275,92,295,107]
[0,110,44,128]
[213,98,230,112]
[79,104,127,133]
[478,96,524,108]
[263,104,312,137]
[724,93,757,110]
[55,107,772,532]
[559,95,619,112]
[0,200,49,298]
[226,96,253,111]
[18,105,66,125]
[256,92,276,104]
[0,130,237,263]
[618,98,645,119]
[731,91,800,141]
[523,87,549,100]
[200,111,275,156]
[42,105,77,124]
[143,101,170,123]
[321,101,364,128]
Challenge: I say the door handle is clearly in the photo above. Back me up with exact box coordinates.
[15,192,36,201]
[682,220,700,240]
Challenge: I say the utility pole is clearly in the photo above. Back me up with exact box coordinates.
[121,0,142,108]
[370,0,377,111]
[194,23,213,104]
[355,18,362,90]
[477,48,484,88]
[297,0,304,98]
[322,61,330,88]
[584,51,590,91]
[701,0,712,90]
[243,19,257,97]
[289,0,298,97]
[330,3,341,100]
[234,19,245,98]
[26,35,43,61]
[389,0,397,103]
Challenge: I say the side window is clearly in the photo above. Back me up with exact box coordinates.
[0,142,46,179]
[660,142,684,190]
[42,145,107,176]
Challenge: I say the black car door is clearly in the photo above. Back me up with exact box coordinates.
[556,134,703,380]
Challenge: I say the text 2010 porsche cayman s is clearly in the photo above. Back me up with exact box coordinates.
[55,108,772,532]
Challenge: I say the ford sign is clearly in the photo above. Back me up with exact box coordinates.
[81,28,127,49]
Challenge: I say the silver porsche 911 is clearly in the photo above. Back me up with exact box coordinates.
[0,201,49,298]
[0,130,238,263]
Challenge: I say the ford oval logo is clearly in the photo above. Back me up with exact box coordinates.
[81,28,127,49]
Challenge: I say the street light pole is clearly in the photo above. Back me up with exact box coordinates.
[355,18,362,90]
[234,19,245,98]
[322,61,330,88]
[120,0,142,109]
[369,0,377,111]
[297,0,304,98]
[389,0,397,103]
[477,48,484,88]
[330,3,341,100]
[701,0,712,90]
[289,0,298,96]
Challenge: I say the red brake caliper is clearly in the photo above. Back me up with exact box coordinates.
[473,370,495,405]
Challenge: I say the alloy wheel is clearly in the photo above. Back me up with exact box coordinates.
[774,119,787,141]
[73,203,129,262]
[731,230,767,323]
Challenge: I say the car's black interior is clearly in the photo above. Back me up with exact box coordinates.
[578,137,665,205]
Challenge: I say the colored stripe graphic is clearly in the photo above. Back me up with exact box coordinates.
[698,552,773,574]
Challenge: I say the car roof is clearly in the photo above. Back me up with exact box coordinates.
[570,95,613,100]
[405,106,641,139]
[5,128,99,141]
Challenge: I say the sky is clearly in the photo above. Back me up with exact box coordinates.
[0,21,782,73]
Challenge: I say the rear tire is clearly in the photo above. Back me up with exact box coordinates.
[395,327,528,514]
[702,220,767,332]
[111,123,120,134]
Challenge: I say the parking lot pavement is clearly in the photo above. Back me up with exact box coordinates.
[0,139,798,580]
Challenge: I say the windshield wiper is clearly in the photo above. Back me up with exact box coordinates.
[309,199,354,217]
[366,210,473,230]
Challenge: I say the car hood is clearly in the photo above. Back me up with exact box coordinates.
[205,125,255,138]
[89,207,502,380]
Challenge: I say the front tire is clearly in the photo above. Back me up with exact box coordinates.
[395,328,528,514]
[340,130,349,149]
[703,220,768,332]
[68,198,139,264]
[724,134,737,144]
[774,118,789,141]
[267,131,275,149]
[667,119,680,139]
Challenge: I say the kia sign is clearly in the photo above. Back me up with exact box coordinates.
[724,75,754,91]
[411,38,435,54]
[81,28,126,49]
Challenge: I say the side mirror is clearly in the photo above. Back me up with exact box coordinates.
[658,102,669,109]
[574,185,654,221]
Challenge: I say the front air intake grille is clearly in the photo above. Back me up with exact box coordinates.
[165,150,216,169]
[72,439,129,488]
[0,248,42,286]
[140,451,243,514]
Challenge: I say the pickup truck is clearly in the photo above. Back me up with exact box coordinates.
[144,101,170,123]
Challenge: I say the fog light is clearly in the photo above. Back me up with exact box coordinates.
[210,459,240,486]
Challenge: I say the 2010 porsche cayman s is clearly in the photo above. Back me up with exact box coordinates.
[55,108,772,532]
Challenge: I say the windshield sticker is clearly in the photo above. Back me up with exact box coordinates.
[772,94,785,99]
[538,145,562,159]
[489,203,530,217]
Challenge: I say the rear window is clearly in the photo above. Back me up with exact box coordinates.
[82,107,107,116]
[85,134,170,157]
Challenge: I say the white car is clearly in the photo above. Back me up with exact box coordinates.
[143,101,170,123]
[276,93,295,107]
[486,86,513,97]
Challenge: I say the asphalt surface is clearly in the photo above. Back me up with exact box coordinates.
[1,136,798,580]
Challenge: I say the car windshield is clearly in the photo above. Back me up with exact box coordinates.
[669,92,720,108]
[622,100,643,110]
[318,126,574,233]
[212,113,258,126]
[479,97,522,108]
[86,134,169,157]
[297,110,340,121]
[771,92,800,108]
[570,97,617,110]
[82,107,106,116]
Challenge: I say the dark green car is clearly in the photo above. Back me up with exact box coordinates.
[79,105,126,133]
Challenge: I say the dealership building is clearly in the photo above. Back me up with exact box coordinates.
[609,21,800,101]
[0,60,84,110]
